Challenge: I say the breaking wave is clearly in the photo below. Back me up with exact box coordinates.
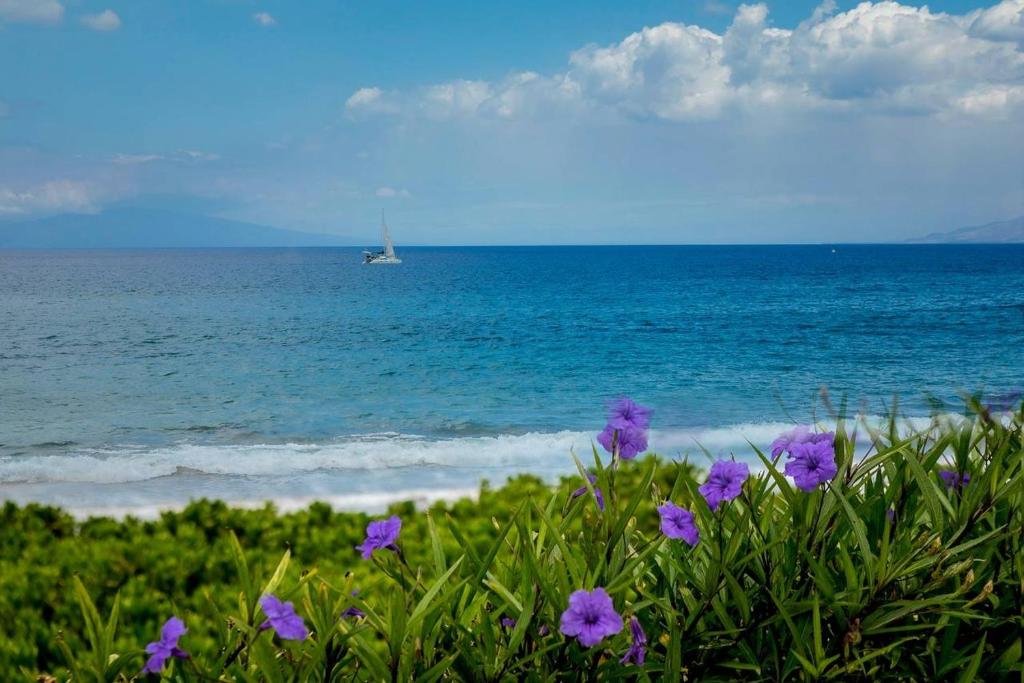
[0,414,965,486]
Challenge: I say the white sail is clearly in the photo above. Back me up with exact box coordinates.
[364,210,401,263]
[382,212,396,259]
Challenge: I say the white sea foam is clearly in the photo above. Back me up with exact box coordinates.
[0,431,591,484]
[0,414,969,486]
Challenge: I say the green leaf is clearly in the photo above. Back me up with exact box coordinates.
[415,653,459,683]
[260,549,291,598]
[409,556,465,628]
[957,633,987,683]
[426,512,448,576]
[829,484,875,586]
[812,594,824,666]
[533,501,583,587]
[609,458,658,542]
[903,446,948,532]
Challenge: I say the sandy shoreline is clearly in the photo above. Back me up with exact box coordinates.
[54,486,482,520]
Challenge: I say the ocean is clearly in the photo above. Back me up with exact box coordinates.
[1,245,1022,516]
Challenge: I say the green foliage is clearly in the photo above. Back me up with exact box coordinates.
[2,405,1022,681]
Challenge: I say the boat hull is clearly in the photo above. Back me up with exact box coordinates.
[363,250,402,264]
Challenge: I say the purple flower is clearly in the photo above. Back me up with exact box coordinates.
[939,470,970,490]
[571,473,606,511]
[357,515,402,559]
[559,588,623,647]
[342,589,365,619]
[698,460,749,511]
[259,594,309,641]
[538,624,550,636]
[597,425,648,460]
[620,616,646,666]
[657,502,700,546]
[500,617,517,629]
[607,398,652,430]
[886,508,896,522]
[770,426,834,458]
[783,439,837,492]
[142,616,189,674]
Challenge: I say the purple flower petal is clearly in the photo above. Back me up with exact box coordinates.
[620,616,646,666]
[939,469,970,490]
[657,502,700,546]
[607,398,652,430]
[783,438,837,492]
[559,588,623,648]
[342,589,366,618]
[571,473,606,511]
[141,616,189,674]
[357,515,402,559]
[698,460,749,511]
[770,426,833,458]
[597,425,648,460]
[259,594,309,641]
[160,616,186,643]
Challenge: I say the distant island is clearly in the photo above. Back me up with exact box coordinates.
[907,215,1024,244]
[0,207,362,248]
[3,207,1024,248]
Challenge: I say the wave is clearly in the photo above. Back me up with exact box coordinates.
[0,431,592,484]
[0,414,970,486]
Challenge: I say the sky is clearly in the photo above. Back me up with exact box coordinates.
[1,0,1023,244]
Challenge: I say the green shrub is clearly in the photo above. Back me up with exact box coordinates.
[1,404,1021,681]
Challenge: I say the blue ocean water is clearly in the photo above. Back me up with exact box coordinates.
[1,245,1022,514]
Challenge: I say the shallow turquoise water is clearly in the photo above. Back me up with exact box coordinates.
[1,245,1021,513]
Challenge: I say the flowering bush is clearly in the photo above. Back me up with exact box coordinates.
[3,399,1023,680]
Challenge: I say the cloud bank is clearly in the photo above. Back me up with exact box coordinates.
[346,0,1024,122]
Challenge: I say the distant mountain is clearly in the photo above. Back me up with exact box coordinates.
[0,208,363,248]
[908,215,1024,244]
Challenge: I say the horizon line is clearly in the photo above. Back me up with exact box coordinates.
[3,242,1020,250]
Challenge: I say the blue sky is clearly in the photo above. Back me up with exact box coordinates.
[1,0,1023,243]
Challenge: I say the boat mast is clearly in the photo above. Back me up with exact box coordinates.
[382,210,396,258]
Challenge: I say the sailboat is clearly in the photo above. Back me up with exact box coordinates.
[363,211,402,264]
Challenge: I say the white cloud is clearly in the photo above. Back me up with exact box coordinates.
[345,0,1024,122]
[345,87,400,116]
[0,0,63,23]
[569,22,732,120]
[419,80,493,118]
[0,180,102,215]
[951,83,1024,118]
[783,2,1023,110]
[347,76,581,120]
[112,153,162,165]
[485,72,582,118]
[968,0,1024,43]
[253,11,276,27]
[375,186,412,198]
[178,150,221,162]
[110,150,219,164]
[81,9,120,31]
[703,0,733,16]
